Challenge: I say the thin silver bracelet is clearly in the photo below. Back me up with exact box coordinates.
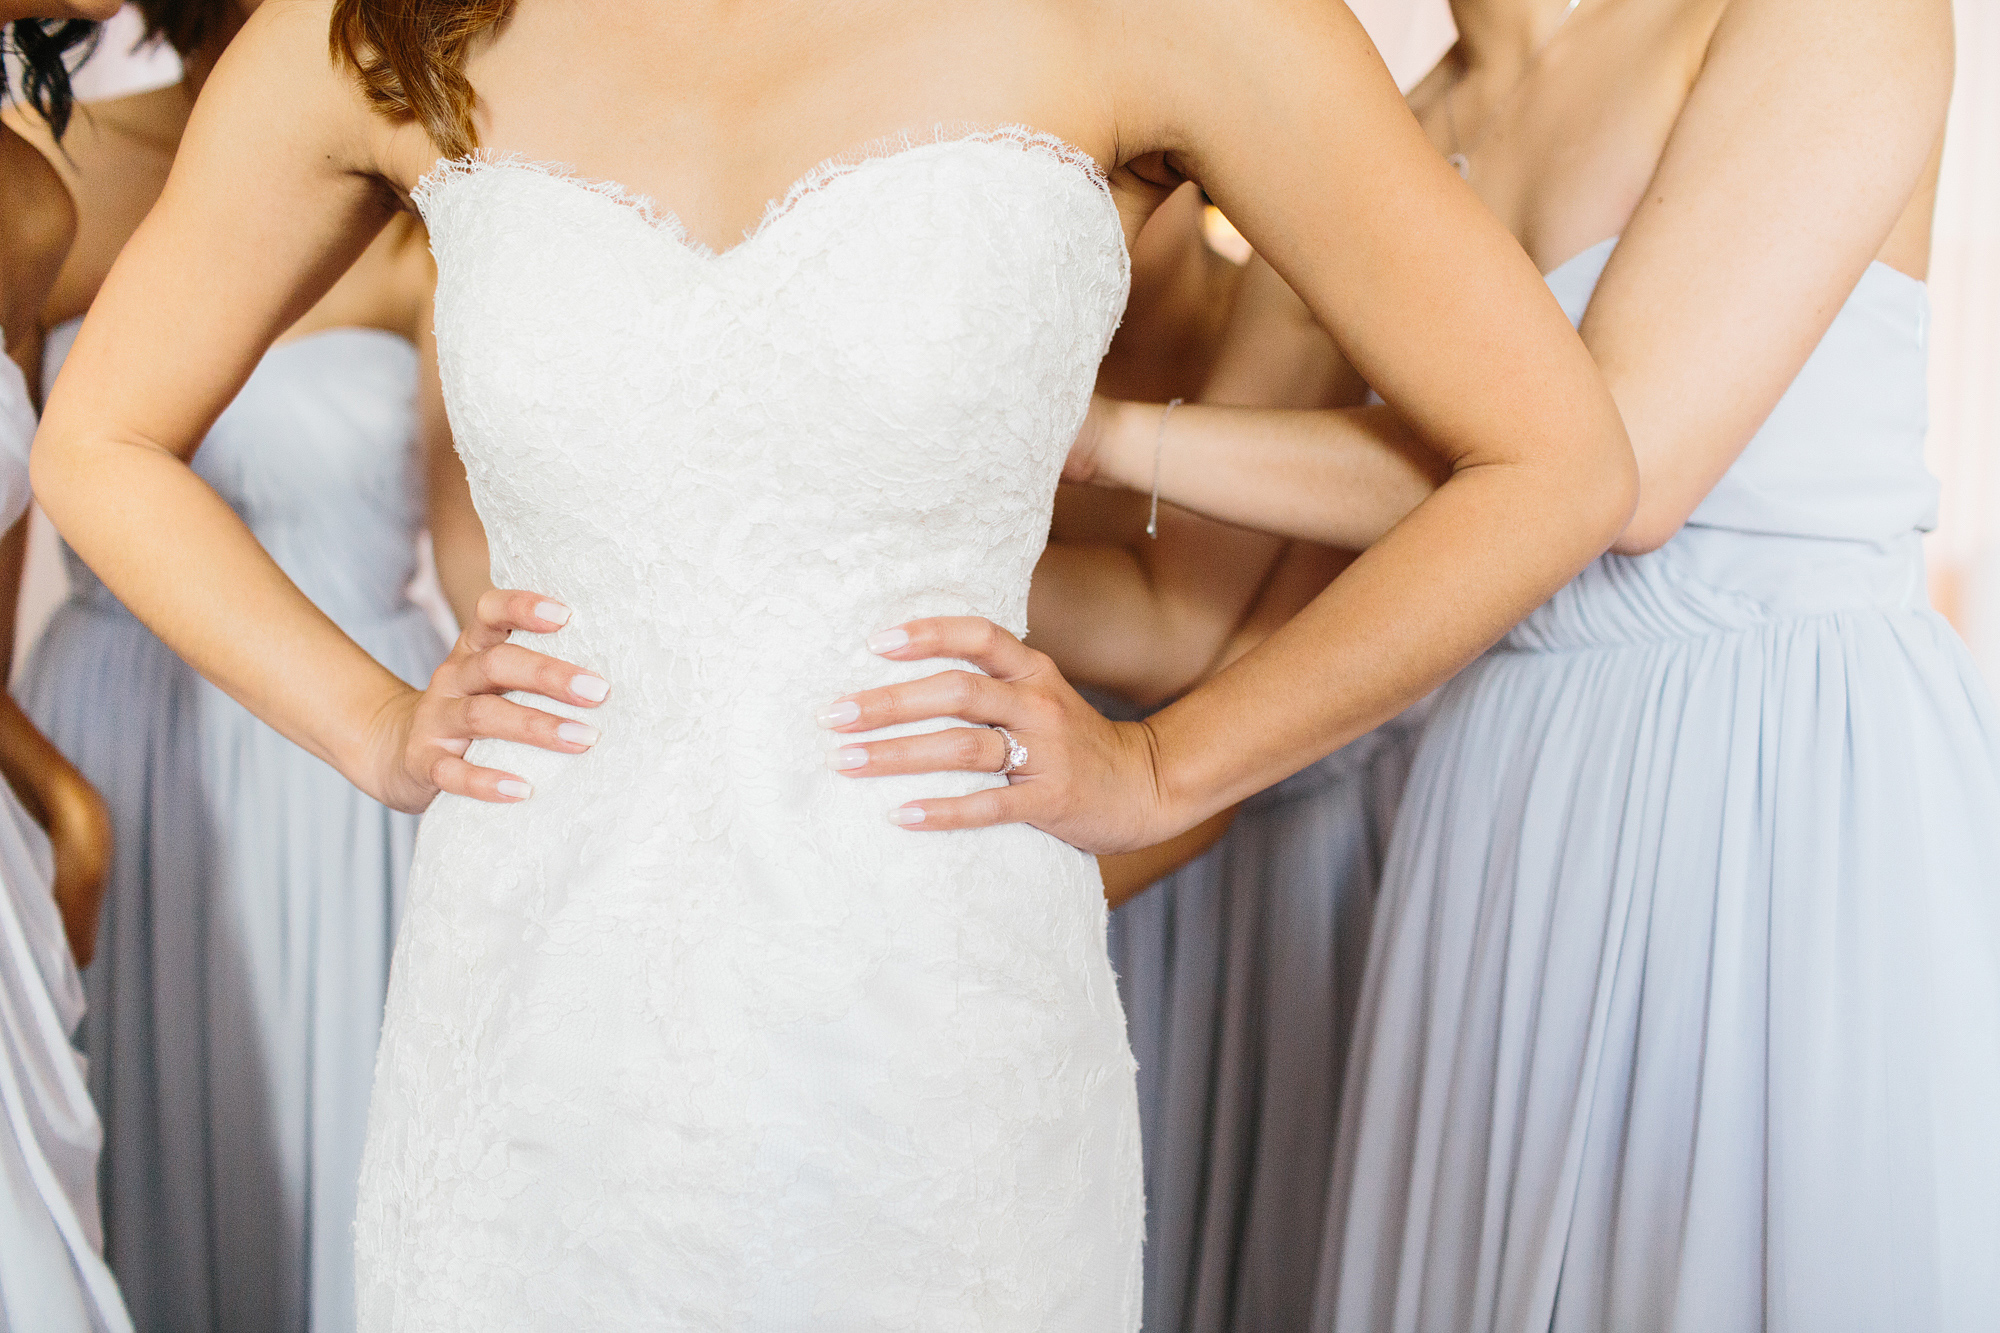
[1146,398,1184,539]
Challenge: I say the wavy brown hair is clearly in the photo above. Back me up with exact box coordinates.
[330,0,513,160]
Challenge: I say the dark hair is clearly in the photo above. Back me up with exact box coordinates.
[330,0,513,160]
[3,18,98,139]
[131,0,227,58]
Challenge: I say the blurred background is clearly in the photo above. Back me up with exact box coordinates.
[13,1,2000,686]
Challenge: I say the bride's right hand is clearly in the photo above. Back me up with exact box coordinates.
[363,590,609,812]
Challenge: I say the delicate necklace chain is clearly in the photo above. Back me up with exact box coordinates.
[1443,0,1586,180]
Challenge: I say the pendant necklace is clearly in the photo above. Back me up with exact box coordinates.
[1444,0,1586,181]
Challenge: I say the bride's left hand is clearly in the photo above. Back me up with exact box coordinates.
[819,617,1172,854]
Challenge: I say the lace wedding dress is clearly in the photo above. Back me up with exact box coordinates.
[356,128,1143,1330]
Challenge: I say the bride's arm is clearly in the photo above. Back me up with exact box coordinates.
[31,3,597,812]
[827,0,1636,850]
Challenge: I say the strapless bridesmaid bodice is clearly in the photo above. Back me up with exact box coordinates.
[45,321,423,627]
[1545,237,1934,544]
[1512,238,1935,654]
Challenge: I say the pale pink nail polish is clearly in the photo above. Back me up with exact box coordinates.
[867,628,910,654]
[557,721,599,747]
[536,601,571,627]
[497,779,532,800]
[571,674,610,703]
[888,806,926,826]
[818,701,860,728]
[827,747,868,771]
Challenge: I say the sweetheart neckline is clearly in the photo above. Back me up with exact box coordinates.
[412,123,1129,269]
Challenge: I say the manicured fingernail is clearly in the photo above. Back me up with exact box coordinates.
[497,779,532,800]
[867,628,909,654]
[827,746,868,771]
[888,805,926,826]
[557,721,599,747]
[535,601,571,626]
[818,700,860,728]
[571,674,610,703]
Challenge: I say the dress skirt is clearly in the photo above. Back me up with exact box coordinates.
[1324,525,2000,1332]
[20,592,446,1333]
[1111,713,1422,1333]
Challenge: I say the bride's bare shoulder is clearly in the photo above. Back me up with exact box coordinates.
[1075,0,1393,157]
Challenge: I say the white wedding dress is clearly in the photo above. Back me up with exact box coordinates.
[357,128,1143,1330]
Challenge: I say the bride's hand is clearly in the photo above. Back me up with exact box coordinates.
[817,617,1173,853]
[364,590,608,812]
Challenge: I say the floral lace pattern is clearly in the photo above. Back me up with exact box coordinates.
[359,129,1141,1329]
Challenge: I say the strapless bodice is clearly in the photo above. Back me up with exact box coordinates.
[45,319,424,626]
[1545,237,1934,543]
[1510,238,1936,654]
[413,128,1128,769]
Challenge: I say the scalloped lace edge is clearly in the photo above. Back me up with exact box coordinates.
[412,122,1113,261]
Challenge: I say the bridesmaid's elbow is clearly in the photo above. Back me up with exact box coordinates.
[1608,483,1701,557]
[1574,422,1641,556]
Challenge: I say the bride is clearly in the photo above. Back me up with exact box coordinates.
[32,0,1633,1326]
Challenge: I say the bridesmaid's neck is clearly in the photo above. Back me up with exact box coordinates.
[1449,0,1585,70]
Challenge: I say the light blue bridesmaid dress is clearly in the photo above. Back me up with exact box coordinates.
[20,321,449,1333]
[1325,239,2000,1331]
[1104,698,1426,1333]
[0,356,130,1332]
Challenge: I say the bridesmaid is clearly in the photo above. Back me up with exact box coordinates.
[1069,0,1992,1326]
[1033,192,1424,1332]
[12,2,482,1328]
[0,7,129,1330]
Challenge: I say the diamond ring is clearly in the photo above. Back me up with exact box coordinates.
[990,725,1028,776]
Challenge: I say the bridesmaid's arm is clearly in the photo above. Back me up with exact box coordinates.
[1571,0,1949,554]
[30,3,598,814]
[1028,257,1355,705]
[0,693,111,966]
[1069,0,1955,558]
[830,0,1635,851]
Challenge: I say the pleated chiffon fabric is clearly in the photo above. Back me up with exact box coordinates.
[21,324,447,1333]
[1325,240,2000,1332]
[0,358,130,1332]
[1108,706,1424,1333]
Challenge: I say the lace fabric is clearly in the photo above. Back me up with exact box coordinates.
[360,129,1141,1329]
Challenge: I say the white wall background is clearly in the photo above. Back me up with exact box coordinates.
[1931,0,2000,689]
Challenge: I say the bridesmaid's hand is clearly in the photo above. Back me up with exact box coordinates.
[818,617,1173,853]
[365,590,608,812]
[1062,395,1116,486]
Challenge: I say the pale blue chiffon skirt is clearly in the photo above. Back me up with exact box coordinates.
[19,593,446,1333]
[1110,712,1422,1333]
[1325,526,2000,1332]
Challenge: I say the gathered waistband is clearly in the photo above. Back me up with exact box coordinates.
[1502,526,1933,654]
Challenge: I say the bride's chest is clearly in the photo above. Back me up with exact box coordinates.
[416,135,1129,522]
